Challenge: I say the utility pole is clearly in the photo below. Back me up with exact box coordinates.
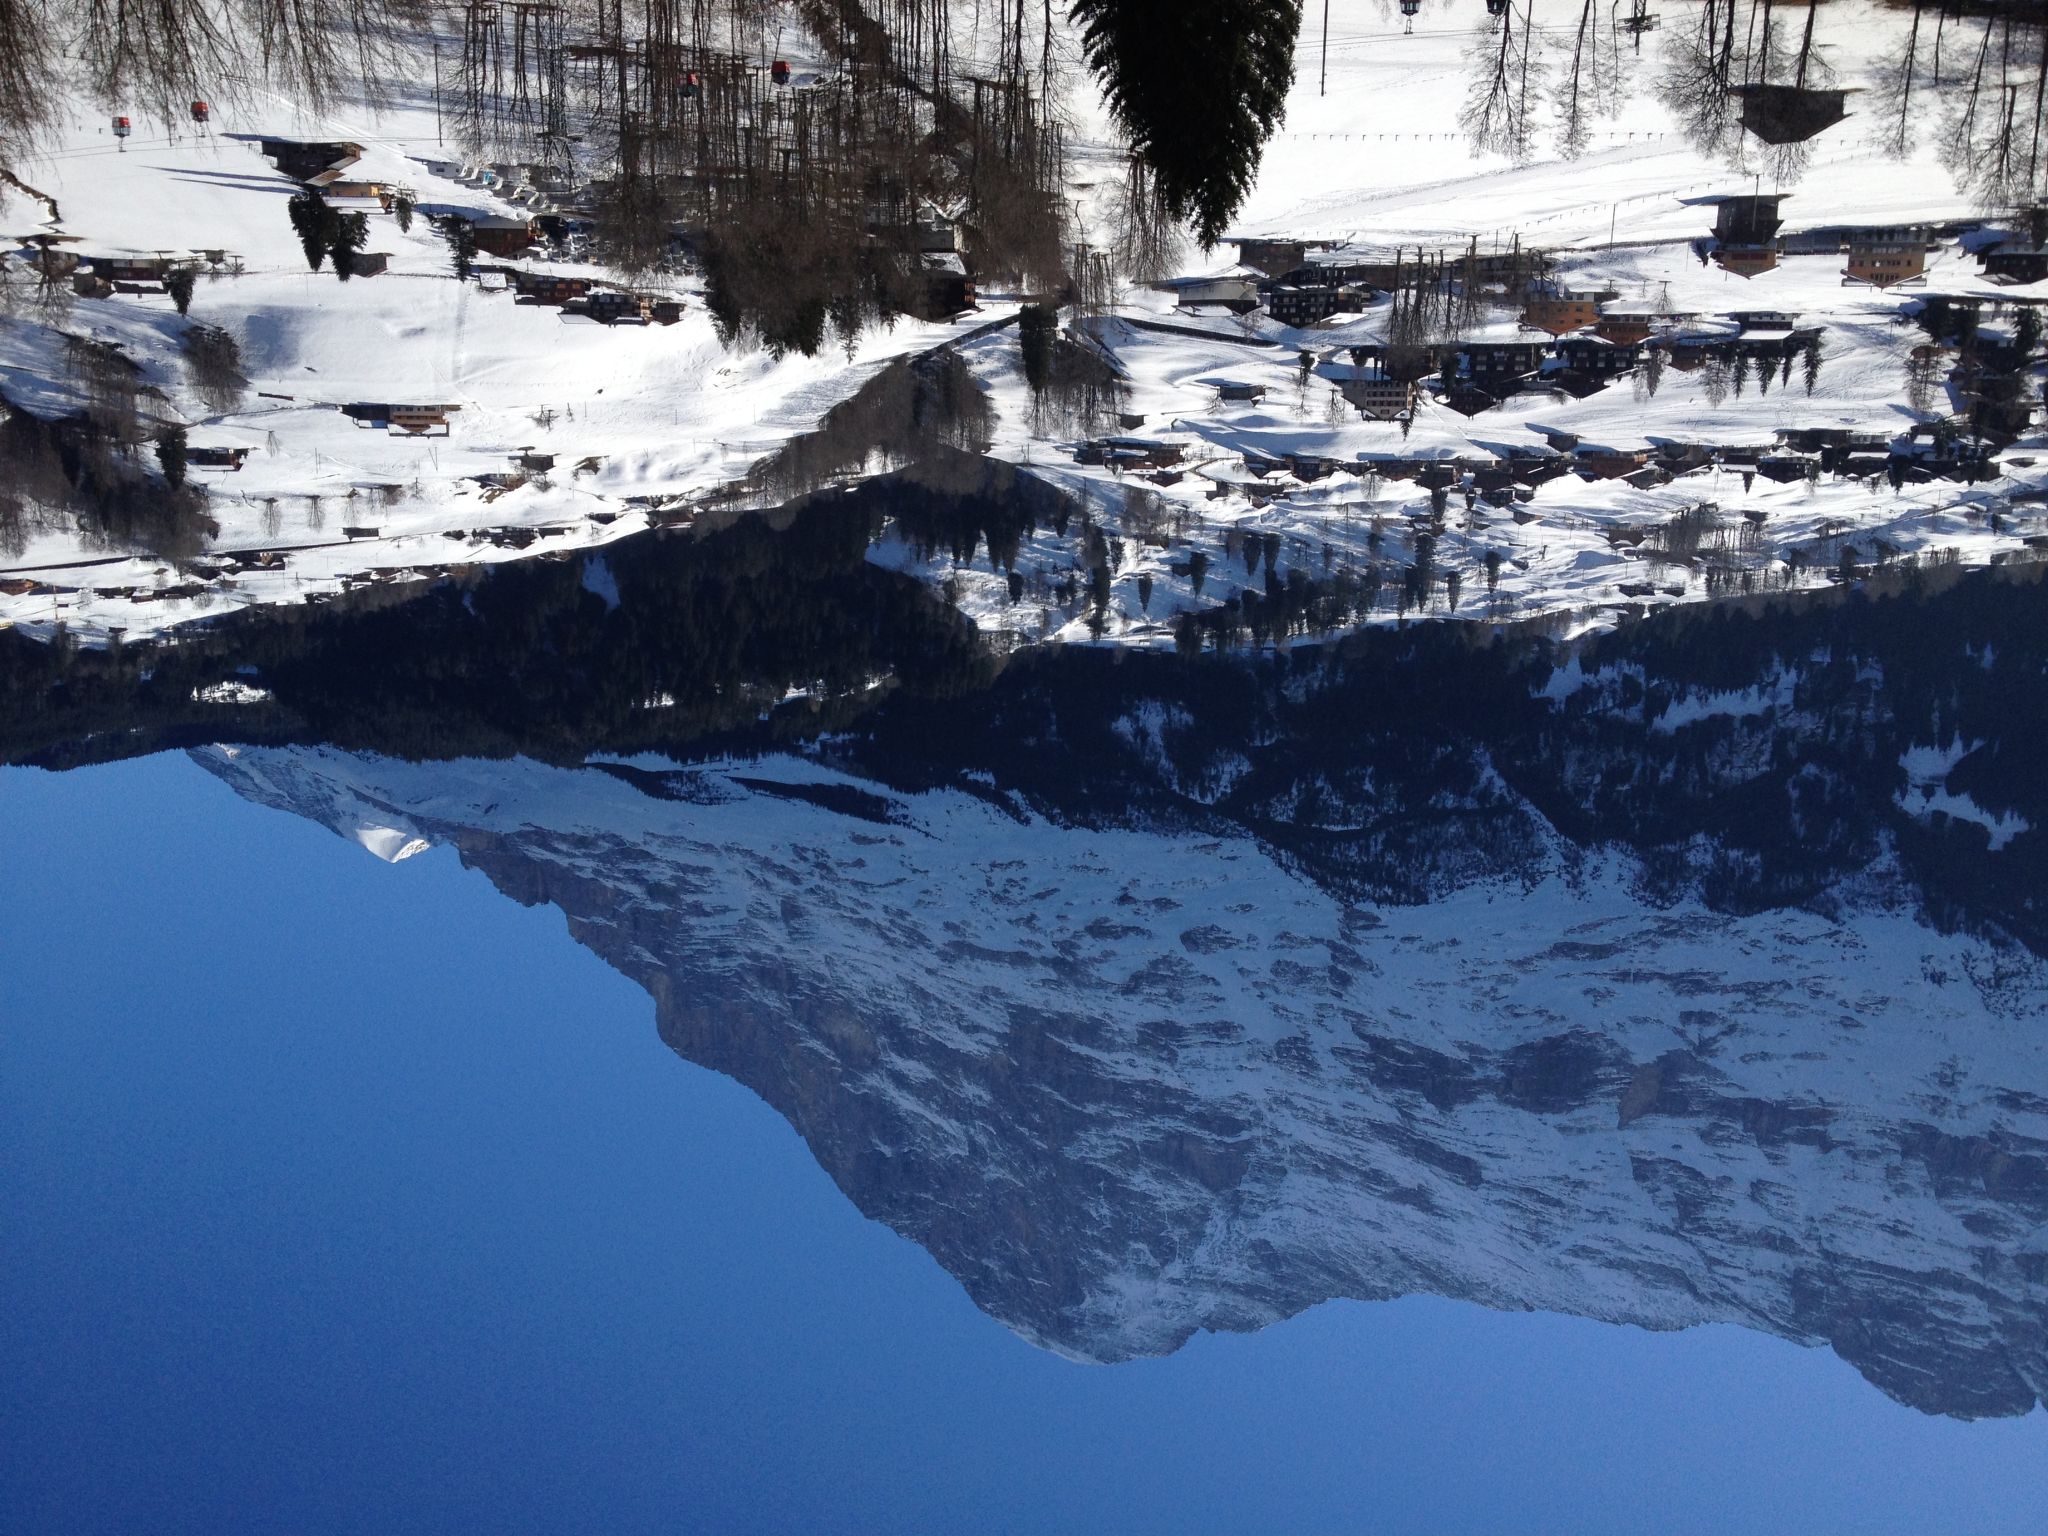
[434,42,444,144]
[1321,0,1330,97]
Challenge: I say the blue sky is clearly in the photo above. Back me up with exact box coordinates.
[3,754,2043,1535]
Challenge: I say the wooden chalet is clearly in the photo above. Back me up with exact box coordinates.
[1980,239,2048,286]
[343,402,461,435]
[258,138,364,186]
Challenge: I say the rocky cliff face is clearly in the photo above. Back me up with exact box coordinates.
[196,733,2048,1421]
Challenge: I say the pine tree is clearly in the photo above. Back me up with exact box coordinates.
[288,189,332,271]
[392,194,415,234]
[330,210,369,281]
[1070,0,1303,247]
[445,218,477,279]
[154,425,188,487]
[2017,305,2042,359]
[166,268,196,315]
[1019,304,1057,393]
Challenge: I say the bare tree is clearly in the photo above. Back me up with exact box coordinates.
[1463,1,1546,164]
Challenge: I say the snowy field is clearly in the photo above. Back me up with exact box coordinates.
[1,0,2045,644]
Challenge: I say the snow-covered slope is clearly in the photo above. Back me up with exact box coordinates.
[6,1,2044,646]
[192,723,2048,1419]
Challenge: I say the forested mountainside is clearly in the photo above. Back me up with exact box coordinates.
[10,497,2041,952]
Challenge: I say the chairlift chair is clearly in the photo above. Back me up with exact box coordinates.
[1615,0,1658,48]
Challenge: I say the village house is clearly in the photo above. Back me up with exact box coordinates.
[1844,226,1931,287]
[582,289,650,324]
[1521,285,1616,335]
[1261,280,1373,327]
[258,138,364,186]
[321,180,396,204]
[512,270,593,305]
[1686,191,1789,278]
[1448,334,1551,400]
[186,446,249,470]
[1289,247,1400,288]
[80,254,174,286]
[1548,333,1643,395]
[1344,374,1416,419]
[1151,273,1262,313]
[1568,445,1653,481]
[342,402,461,435]
[1075,436,1185,471]
[1593,300,1696,346]
[1212,380,1268,404]
[1979,238,2048,286]
[464,214,539,258]
[1229,237,1312,276]
[918,254,977,319]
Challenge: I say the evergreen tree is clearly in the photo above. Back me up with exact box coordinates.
[2017,305,2042,359]
[165,268,196,315]
[330,210,370,281]
[1019,303,1057,392]
[392,193,415,234]
[154,425,188,487]
[445,218,478,279]
[288,188,332,271]
[1070,0,1303,247]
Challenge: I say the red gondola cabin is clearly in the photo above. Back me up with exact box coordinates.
[681,71,700,98]
[190,101,209,123]
[771,59,791,85]
[112,116,131,138]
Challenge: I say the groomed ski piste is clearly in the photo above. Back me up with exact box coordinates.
[3,0,2045,646]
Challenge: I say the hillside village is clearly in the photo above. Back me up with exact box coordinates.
[1,0,2046,647]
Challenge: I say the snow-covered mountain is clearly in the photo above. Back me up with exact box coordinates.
[193,688,2048,1419]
